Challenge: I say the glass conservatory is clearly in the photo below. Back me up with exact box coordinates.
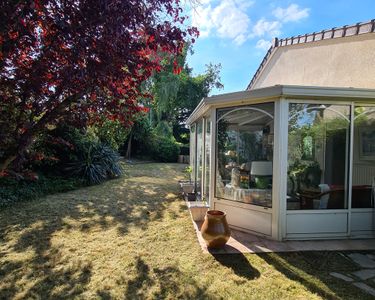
[187,85,375,241]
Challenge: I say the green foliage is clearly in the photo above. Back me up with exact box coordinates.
[66,143,123,185]
[153,72,180,121]
[30,125,98,175]
[1,125,124,206]
[184,165,193,182]
[151,59,223,125]
[184,166,192,173]
[121,114,154,158]
[144,45,223,138]
[217,120,229,150]
[288,160,322,192]
[124,45,223,161]
[154,121,173,138]
[255,177,272,189]
[151,136,180,162]
[31,125,123,185]
[124,115,181,163]
[132,115,153,143]
[90,119,130,150]
[0,175,84,207]
[175,63,223,123]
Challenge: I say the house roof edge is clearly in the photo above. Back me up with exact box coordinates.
[246,19,375,90]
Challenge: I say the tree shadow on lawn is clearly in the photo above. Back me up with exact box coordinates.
[0,163,186,299]
[0,253,92,299]
[258,251,375,300]
[121,256,209,299]
[213,253,260,280]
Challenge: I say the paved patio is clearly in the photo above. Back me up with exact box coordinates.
[191,220,375,254]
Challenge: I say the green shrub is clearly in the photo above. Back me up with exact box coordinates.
[154,121,173,138]
[151,136,180,162]
[30,125,97,175]
[66,143,122,185]
[30,125,123,184]
[120,115,153,158]
[0,124,124,206]
[90,119,130,150]
[0,175,84,207]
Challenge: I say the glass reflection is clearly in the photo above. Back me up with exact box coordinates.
[287,104,350,210]
[196,120,203,198]
[204,118,211,200]
[352,106,375,208]
[216,103,274,207]
[190,124,196,184]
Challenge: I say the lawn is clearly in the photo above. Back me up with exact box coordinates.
[0,162,373,299]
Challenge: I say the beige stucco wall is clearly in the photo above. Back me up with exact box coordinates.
[251,33,375,89]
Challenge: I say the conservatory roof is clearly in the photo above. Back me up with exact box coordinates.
[186,85,375,125]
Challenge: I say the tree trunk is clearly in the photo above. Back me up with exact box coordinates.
[125,131,133,159]
[12,132,34,171]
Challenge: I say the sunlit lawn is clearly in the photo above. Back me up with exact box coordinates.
[0,162,374,299]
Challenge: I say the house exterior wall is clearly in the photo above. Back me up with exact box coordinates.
[250,33,375,90]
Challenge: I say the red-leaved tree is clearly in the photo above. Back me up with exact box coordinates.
[0,0,197,172]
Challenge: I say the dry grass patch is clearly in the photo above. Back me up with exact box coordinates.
[0,162,374,299]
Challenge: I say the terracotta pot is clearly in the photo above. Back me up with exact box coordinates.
[201,210,231,248]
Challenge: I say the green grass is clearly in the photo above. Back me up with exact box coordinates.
[0,162,374,299]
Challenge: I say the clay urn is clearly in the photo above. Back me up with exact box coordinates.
[201,210,231,248]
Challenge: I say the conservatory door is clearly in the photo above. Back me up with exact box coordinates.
[350,105,375,236]
[214,102,275,237]
[286,103,351,239]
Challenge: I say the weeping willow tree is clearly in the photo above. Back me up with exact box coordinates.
[149,46,223,139]
[125,45,223,159]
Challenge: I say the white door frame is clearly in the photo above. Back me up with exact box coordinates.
[210,101,276,238]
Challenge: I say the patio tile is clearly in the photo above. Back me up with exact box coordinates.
[348,253,375,268]
[261,239,294,252]
[231,230,261,242]
[352,269,375,280]
[329,272,354,282]
[353,282,375,296]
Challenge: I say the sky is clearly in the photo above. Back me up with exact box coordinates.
[184,0,375,95]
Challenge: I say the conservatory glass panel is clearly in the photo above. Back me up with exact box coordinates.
[216,103,274,208]
[204,118,211,200]
[287,103,350,210]
[352,106,375,208]
[190,123,196,184]
[196,119,204,198]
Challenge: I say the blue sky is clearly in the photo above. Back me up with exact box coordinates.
[185,0,375,95]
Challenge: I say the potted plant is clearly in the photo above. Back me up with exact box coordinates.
[180,166,195,194]
[185,166,193,183]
